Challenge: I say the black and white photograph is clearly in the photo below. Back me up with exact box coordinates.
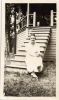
[0,1,57,98]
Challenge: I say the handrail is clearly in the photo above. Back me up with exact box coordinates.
[20,16,27,22]
[29,14,33,16]
[19,15,27,22]
[19,15,27,30]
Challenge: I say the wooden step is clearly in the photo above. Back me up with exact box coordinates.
[14,55,25,60]
[24,39,48,43]
[29,28,50,31]
[15,53,26,56]
[17,51,26,55]
[18,47,47,54]
[5,66,27,73]
[31,27,50,29]
[26,37,49,40]
[6,64,26,69]
[29,27,50,31]
[31,28,50,30]
[24,43,47,48]
[11,57,25,62]
[28,34,50,37]
[18,48,26,51]
[9,59,26,66]
[29,31,50,34]
[18,45,46,51]
[29,27,50,30]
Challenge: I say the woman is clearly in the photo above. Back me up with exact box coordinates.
[25,34,43,78]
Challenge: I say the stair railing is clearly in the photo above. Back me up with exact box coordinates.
[18,12,36,32]
[19,15,27,31]
[50,10,56,26]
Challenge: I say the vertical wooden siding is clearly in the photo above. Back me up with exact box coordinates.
[44,27,56,61]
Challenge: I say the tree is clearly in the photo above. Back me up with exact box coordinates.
[5,4,15,53]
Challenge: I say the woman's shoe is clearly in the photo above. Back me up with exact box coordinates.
[31,72,38,78]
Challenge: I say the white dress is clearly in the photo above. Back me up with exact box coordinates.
[25,43,43,73]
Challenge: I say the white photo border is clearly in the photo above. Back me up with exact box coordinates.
[0,0,59,100]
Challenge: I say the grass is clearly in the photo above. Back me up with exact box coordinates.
[4,62,56,97]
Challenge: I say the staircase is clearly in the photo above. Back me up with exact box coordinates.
[6,27,51,72]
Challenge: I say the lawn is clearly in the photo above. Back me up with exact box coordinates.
[4,62,56,97]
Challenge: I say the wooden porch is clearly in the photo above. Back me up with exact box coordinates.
[5,4,56,71]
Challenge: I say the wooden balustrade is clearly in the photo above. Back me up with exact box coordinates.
[50,10,56,26]
[18,10,56,32]
[18,13,35,31]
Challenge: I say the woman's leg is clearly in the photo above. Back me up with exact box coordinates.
[37,64,44,72]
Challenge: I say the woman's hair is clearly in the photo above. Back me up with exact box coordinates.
[30,33,35,38]
[30,33,36,40]
[31,33,35,37]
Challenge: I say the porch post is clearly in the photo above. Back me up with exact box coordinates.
[27,3,29,27]
[50,10,53,26]
[33,12,36,27]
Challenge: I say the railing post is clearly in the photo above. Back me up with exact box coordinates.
[27,3,29,27]
[33,12,36,27]
[50,10,53,26]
